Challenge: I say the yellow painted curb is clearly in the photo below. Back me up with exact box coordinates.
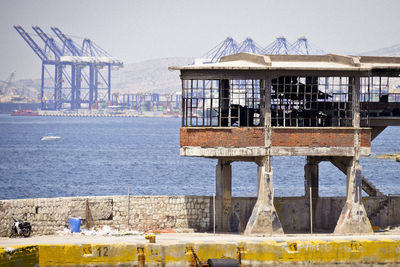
[1,239,399,266]
[39,243,137,266]
[0,245,39,267]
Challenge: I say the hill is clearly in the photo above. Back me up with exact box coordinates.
[360,43,400,56]
[112,57,194,94]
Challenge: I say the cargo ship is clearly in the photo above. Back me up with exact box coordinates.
[11,109,39,116]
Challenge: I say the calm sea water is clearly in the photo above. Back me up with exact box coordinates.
[0,114,399,200]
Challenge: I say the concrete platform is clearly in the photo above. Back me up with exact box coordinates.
[1,232,400,266]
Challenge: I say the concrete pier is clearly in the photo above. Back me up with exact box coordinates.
[244,157,283,235]
[304,156,319,230]
[215,159,232,232]
[334,159,373,234]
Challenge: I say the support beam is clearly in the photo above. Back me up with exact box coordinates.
[329,157,383,197]
[304,156,319,229]
[71,64,76,110]
[244,157,283,235]
[371,126,386,141]
[215,159,232,232]
[55,64,62,110]
[334,159,373,234]
[89,64,94,110]
[244,77,283,235]
[334,76,373,234]
[41,64,45,110]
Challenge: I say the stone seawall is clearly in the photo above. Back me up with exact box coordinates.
[1,195,399,236]
[0,196,211,236]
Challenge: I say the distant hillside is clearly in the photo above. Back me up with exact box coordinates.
[361,43,400,56]
[112,57,194,94]
[0,78,41,103]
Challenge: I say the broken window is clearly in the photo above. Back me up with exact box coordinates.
[271,76,353,127]
[182,79,263,127]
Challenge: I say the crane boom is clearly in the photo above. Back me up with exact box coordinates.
[14,26,48,61]
[32,26,63,58]
[51,27,82,56]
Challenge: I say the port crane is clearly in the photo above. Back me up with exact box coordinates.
[0,71,16,95]
[199,36,325,63]
[14,25,123,110]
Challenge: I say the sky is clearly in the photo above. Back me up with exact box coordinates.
[1,0,400,81]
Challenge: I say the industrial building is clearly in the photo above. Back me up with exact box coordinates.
[170,53,400,234]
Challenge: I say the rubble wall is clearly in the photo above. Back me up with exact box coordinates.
[0,195,398,236]
[0,196,211,237]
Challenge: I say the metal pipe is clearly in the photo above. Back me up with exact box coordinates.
[310,186,313,234]
[213,193,216,234]
[127,185,130,230]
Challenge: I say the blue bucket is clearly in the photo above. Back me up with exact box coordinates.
[68,218,81,233]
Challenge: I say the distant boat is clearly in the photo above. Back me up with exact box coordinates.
[40,134,61,141]
[11,109,39,116]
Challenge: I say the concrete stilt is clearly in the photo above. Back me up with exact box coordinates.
[304,156,319,229]
[334,158,373,234]
[215,159,232,232]
[334,75,373,234]
[244,157,283,235]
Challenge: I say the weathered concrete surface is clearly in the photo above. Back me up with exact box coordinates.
[304,156,319,230]
[327,156,383,196]
[2,233,400,266]
[215,159,232,232]
[334,163,373,234]
[180,146,371,157]
[1,195,399,237]
[244,158,283,235]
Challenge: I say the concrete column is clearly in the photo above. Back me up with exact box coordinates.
[304,156,319,200]
[216,158,232,232]
[244,157,283,235]
[304,156,319,229]
[334,76,373,234]
[334,158,373,234]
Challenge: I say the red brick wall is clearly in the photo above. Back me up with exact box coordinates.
[180,127,371,148]
[360,129,371,147]
[180,127,265,147]
[271,128,371,147]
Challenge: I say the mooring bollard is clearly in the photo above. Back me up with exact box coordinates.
[145,233,156,243]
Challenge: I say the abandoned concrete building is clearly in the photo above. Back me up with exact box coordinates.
[170,53,400,235]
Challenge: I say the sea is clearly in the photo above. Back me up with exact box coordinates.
[0,114,399,200]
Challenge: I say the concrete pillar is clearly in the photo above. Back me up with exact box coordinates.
[305,156,319,230]
[334,158,373,234]
[305,156,319,200]
[216,158,232,232]
[244,157,283,235]
[334,76,373,234]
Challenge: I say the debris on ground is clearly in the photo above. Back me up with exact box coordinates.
[56,225,142,236]
[145,229,176,234]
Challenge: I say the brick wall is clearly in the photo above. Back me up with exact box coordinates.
[271,128,371,147]
[180,127,265,147]
[180,127,371,148]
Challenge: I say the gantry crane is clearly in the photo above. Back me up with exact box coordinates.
[14,25,123,110]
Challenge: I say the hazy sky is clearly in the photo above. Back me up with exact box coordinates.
[1,0,400,80]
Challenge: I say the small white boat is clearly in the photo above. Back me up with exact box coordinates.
[40,135,61,141]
